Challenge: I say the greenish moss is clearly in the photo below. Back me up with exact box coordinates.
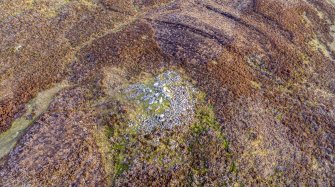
[107,115,137,179]
[105,126,114,139]
[223,139,229,151]
[188,102,232,180]
[96,73,233,184]
[275,112,283,122]
[112,142,126,152]
[229,162,237,173]
[115,162,129,176]
[191,105,223,136]
[191,122,207,135]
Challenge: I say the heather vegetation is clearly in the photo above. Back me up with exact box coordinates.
[0,0,334,186]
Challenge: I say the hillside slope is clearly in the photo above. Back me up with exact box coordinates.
[0,0,334,186]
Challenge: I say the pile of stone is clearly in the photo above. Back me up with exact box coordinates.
[125,71,196,132]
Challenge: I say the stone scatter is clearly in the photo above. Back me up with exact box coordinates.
[125,71,196,132]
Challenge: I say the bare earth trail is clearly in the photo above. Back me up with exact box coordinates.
[0,0,335,186]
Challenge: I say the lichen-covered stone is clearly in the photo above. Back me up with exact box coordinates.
[124,70,196,132]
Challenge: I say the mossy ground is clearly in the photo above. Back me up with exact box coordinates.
[93,69,233,185]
